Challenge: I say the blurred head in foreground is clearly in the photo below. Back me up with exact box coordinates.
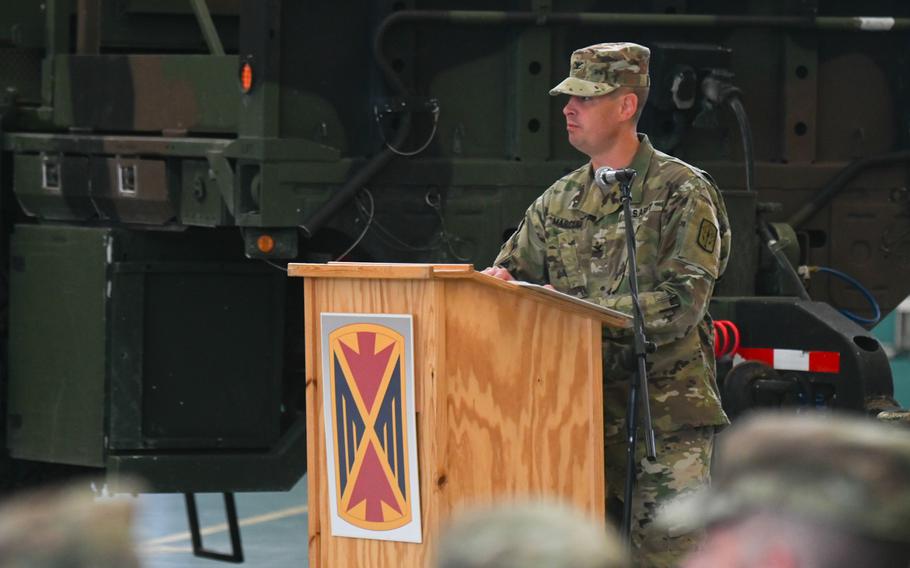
[437,501,628,568]
[0,481,140,568]
[664,411,910,568]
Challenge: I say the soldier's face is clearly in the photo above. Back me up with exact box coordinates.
[562,92,629,157]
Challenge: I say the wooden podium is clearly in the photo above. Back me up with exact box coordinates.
[288,263,630,567]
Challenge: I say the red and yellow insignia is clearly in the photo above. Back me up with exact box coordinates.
[328,323,412,531]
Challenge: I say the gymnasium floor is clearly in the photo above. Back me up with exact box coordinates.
[134,477,309,567]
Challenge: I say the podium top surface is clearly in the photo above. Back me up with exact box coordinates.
[288,262,471,280]
[288,262,631,328]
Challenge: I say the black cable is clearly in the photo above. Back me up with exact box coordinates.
[728,96,754,193]
[375,102,440,157]
[260,259,288,272]
[426,192,471,262]
[334,189,375,261]
[723,91,810,300]
[759,222,811,300]
[299,113,411,239]
[354,189,471,260]
[354,194,436,252]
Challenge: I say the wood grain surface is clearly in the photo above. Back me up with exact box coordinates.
[441,280,605,515]
[290,262,630,328]
[304,273,606,567]
[306,278,444,567]
[290,263,435,279]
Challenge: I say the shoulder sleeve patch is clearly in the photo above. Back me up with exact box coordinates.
[696,218,717,253]
[674,197,722,279]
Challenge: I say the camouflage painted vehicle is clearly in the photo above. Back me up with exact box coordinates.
[0,0,907,557]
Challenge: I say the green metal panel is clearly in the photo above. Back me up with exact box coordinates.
[0,3,46,48]
[507,27,553,161]
[0,48,43,105]
[180,159,229,227]
[126,0,240,15]
[108,261,285,451]
[90,156,175,224]
[6,133,231,158]
[12,153,95,221]
[237,0,281,138]
[7,225,109,467]
[108,267,144,451]
[51,54,239,133]
[107,418,307,494]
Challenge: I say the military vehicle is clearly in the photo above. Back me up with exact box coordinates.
[0,0,906,561]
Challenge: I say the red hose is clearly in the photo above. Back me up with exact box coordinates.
[727,320,740,356]
[715,320,729,358]
[713,320,741,358]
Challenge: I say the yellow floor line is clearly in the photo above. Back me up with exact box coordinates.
[142,545,195,555]
[142,504,309,549]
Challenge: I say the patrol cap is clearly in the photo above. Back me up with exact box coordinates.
[549,42,650,97]
[659,411,910,544]
[878,408,910,425]
[437,501,628,568]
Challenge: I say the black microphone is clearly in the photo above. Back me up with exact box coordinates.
[594,167,637,188]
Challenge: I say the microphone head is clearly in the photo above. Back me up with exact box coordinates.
[594,166,637,188]
[594,166,614,190]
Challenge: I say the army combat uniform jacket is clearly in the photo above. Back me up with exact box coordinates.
[494,135,730,440]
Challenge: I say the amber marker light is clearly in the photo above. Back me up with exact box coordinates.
[240,62,254,93]
[257,234,275,254]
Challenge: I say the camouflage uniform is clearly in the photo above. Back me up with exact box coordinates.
[877,408,910,425]
[493,42,730,567]
[662,412,910,565]
[604,428,715,566]
[437,502,629,568]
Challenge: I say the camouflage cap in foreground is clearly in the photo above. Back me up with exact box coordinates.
[878,408,910,425]
[436,502,628,568]
[0,481,141,567]
[549,42,650,97]
[659,411,910,544]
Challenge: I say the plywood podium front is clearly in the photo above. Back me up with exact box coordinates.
[288,262,630,567]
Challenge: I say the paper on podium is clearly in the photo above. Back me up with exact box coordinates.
[511,281,632,327]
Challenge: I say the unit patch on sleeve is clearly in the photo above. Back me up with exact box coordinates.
[696,218,717,253]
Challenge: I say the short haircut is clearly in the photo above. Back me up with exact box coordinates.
[609,86,650,124]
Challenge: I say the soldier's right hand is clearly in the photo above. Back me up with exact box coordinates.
[480,266,515,281]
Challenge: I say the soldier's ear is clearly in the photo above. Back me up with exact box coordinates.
[620,91,638,122]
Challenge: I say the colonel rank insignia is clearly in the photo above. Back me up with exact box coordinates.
[321,314,422,543]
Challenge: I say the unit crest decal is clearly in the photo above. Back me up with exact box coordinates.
[320,314,422,543]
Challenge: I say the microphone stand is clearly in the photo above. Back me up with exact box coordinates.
[617,172,657,544]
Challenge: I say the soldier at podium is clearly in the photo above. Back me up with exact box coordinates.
[483,42,730,567]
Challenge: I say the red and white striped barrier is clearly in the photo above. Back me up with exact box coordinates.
[734,348,840,374]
